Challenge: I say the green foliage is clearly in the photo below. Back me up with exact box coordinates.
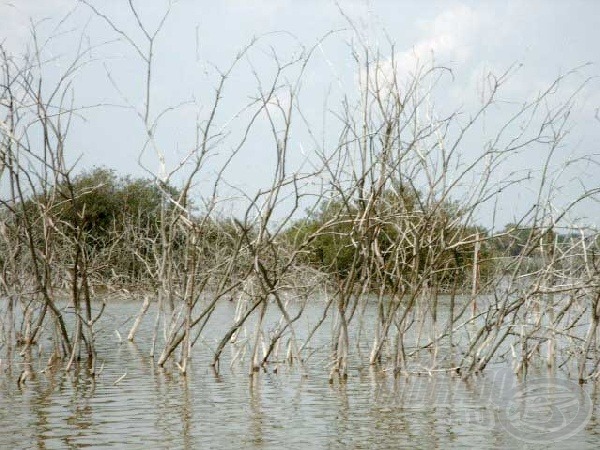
[23,167,182,284]
[2,166,520,292]
[285,184,494,291]
[286,200,357,277]
[52,168,176,242]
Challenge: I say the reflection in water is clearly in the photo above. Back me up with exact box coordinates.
[330,377,350,448]
[0,300,598,449]
[249,374,265,447]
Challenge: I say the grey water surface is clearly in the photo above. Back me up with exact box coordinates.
[1,299,599,449]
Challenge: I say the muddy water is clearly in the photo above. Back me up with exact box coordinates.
[1,299,599,449]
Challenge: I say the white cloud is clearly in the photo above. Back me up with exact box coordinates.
[352,3,487,99]
[396,3,482,76]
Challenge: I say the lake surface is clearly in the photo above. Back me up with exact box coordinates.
[1,299,599,449]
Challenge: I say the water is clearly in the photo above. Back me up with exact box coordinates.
[1,299,599,449]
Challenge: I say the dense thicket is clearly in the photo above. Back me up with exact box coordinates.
[2,170,504,292]
[285,185,494,290]
[1,3,598,383]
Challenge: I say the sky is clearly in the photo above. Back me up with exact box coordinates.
[1,0,599,230]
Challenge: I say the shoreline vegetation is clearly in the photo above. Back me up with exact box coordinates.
[1,3,599,385]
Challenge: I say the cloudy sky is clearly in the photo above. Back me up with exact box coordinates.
[1,0,599,228]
